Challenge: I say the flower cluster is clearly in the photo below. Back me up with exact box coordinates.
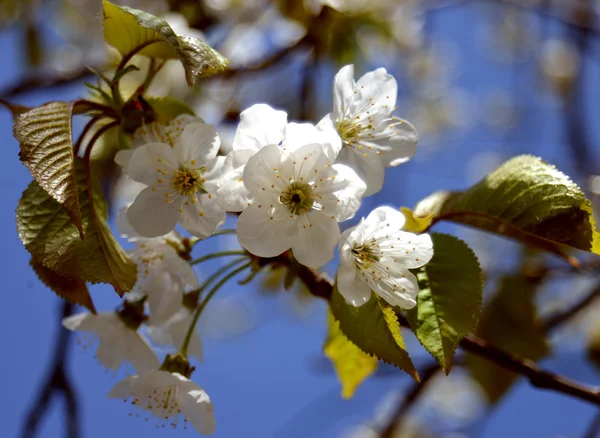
[64,64,432,435]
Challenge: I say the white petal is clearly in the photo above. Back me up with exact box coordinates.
[372,267,419,309]
[163,250,199,288]
[217,153,251,212]
[242,144,286,197]
[337,262,371,307]
[115,149,134,168]
[355,67,398,112]
[283,123,341,161]
[315,115,343,160]
[201,155,225,194]
[233,103,287,153]
[179,194,226,238]
[146,273,184,325]
[174,121,220,166]
[127,187,179,238]
[291,211,339,268]
[126,332,160,374]
[96,335,123,371]
[237,203,295,258]
[183,387,216,435]
[336,147,384,197]
[333,65,356,119]
[127,143,179,186]
[108,375,138,399]
[365,206,406,233]
[285,142,331,182]
[378,119,418,167]
[384,232,433,269]
[116,206,141,240]
[325,164,366,221]
[62,312,94,331]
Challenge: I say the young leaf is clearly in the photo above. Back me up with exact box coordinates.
[467,273,549,403]
[13,102,83,237]
[414,155,600,263]
[330,287,419,381]
[30,258,97,314]
[324,311,378,399]
[400,206,433,233]
[102,0,228,85]
[16,160,137,296]
[406,233,483,373]
[145,96,195,123]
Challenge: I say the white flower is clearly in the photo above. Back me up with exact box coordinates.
[62,312,159,373]
[109,370,215,434]
[147,308,203,361]
[318,64,418,196]
[337,207,433,308]
[236,125,365,268]
[125,119,226,238]
[217,104,288,212]
[115,115,196,170]
[129,238,198,325]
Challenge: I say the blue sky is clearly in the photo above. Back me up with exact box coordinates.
[2,4,600,437]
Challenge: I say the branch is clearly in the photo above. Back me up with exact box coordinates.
[263,254,600,408]
[0,66,94,100]
[20,301,80,438]
[543,279,600,332]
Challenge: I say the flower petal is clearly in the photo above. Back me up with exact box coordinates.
[127,142,179,186]
[336,147,384,197]
[378,119,418,167]
[179,194,226,238]
[383,231,433,269]
[322,164,366,221]
[237,203,295,258]
[183,387,216,435]
[355,67,398,112]
[242,144,286,196]
[174,121,220,166]
[372,266,419,309]
[146,272,184,325]
[217,153,251,212]
[201,155,225,194]
[333,64,356,119]
[108,375,138,399]
[291,211,339,268]
[283,123,341,160]
[233,103,287,153]
[127,332,160,374]
[127,187,179,238]
[337,262,371,307]
[115,149,134,168]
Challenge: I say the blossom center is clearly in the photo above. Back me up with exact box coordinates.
[279,181,314,215]
[352,243,380,269]
[170,166,206,197]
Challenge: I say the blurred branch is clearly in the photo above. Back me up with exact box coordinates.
[0,66,94,100]
[543,279,600,332]
[378,364,440,438]
[584,411,600,438]
[20,301,80,438]
[267,254,600,407]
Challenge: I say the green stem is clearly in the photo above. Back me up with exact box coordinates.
[188,256,249,301]
[190,229,238,247]
[189,250,247,266]
[180,261,252,357]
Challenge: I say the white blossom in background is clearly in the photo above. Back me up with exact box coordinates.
[217,104,288,212]
[147,308,203,361]
[109,370,215,434]
[62,312,159,373]
[318,65,418,196]
[235,124,365,268]
[125,119,226,238]
[338,207,433,308]
[118,209,198,324]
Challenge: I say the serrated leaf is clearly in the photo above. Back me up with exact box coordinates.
[102,0,229,86]
[467,274,549,403]
[414,155,600,263]
[406,233,483,373]
[400,206,433,233]
[324,311,378,399]
[17,160,137,296]
[145,96,195,124]
[30,258,96,313]
[330,287,419,381]
[13,102,83,237]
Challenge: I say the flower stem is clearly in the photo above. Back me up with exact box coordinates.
[189,250,247,266]
[180,261,252,357]
[190,229,238,247]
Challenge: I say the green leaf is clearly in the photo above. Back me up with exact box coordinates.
[467,273,549,403]
[16,160,137,296]
[102,0,229,86]
[324,311,378,399]
[13,102,83,237]
[414,155,600,264]
[406,233,483,373]
[330,287,419,381]
[30,258,97,314]
[145,96,195,123]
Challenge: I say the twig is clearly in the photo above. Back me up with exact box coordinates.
[543,279,600,332]
[379,364,440,438]
[584,411,600,438]
[20,301,80,438]
[0,66,94,100]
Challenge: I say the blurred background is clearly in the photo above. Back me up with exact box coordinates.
[2,0,600,437]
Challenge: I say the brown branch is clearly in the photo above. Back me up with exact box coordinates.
[20,301,80,438]
[0,66,94,100]
[264,255,600,408]
[543,279,600,332]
